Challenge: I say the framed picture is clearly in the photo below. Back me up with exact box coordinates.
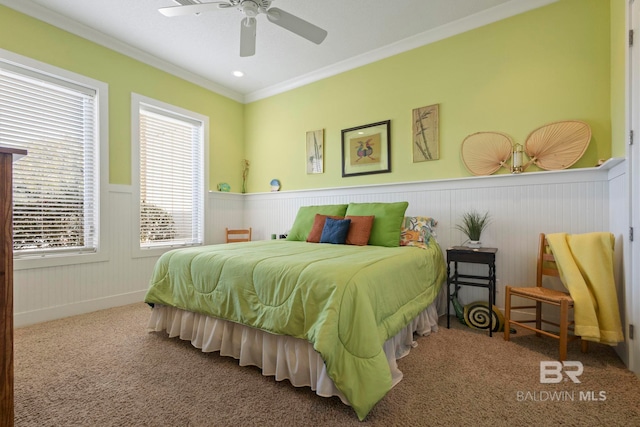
[412,104,439,162]
[306,129,324,174]
[341,120,391,177]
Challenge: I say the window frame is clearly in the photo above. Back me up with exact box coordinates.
[131,93,208,259]
[0,49,110,270]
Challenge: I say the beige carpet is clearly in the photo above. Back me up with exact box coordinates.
[13,303,640,426]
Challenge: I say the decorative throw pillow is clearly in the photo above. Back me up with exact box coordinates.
[320,218,351,244]
[345,215,375,246]
[286,204,349,241]
[307,214,344,243]
[345,202,409,247]
[400,216,438,249]
[402,230,421,242]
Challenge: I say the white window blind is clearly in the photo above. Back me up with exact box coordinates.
[139,104,203,248]
[0,63,98,256]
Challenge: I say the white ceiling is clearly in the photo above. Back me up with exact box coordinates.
[1,0,556,102]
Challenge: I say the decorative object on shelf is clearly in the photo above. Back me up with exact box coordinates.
[511,143,524,174]
[460,120,591,176]
[412,104,439,162]
[241,159,250,194]
[461,132,513,176]
[217,182,231,192]
[524,120,591,170]
[270,179,280,192]
[455,210,491,248]
[306,129,324,174]
[341,120,391,177]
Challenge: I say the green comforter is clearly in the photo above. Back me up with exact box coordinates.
[144,239,446,420]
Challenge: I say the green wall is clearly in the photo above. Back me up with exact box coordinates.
[244,0,614,192]
[0,5,245,190]
[0,0,625,194]
[611,0,627,158]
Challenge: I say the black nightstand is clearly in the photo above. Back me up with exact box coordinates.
[446,246,498,336]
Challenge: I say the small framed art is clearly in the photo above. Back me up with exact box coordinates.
[412,104,439,162]
[341,120,391,177]
[306,129,324,174]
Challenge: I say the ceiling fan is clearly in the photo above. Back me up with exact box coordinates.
[159,0,328,57]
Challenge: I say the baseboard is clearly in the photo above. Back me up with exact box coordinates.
[14,290,148,328]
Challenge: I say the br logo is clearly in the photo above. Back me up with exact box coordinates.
[540,361,583,383]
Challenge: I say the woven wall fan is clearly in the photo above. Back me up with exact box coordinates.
[523,120,591,170]
[460,132,513,176]
[461,120,591,176]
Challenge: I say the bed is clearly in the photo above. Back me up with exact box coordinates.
[145,204,446,420]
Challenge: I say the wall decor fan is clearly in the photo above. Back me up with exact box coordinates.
[460,120,591,176]
[460,131,513,176]
[159,0,328,57]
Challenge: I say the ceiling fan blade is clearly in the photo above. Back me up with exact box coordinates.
[266,7,327,45]
[240,17,257,57]
[159,2,230,17]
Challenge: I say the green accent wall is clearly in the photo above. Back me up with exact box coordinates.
[244,0,614,192]
[0,0,625,194]
[0,5,245,190]
[611,0,626,158]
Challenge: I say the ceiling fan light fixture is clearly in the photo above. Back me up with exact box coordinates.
[160,0,327,55]
[241,1,259,17]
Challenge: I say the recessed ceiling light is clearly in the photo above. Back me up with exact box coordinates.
[233,71,244,77]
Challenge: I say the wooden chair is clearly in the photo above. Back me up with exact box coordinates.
[504,233,588,361]
[225,227,252,243]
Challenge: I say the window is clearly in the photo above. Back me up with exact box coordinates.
[0,53,106,262]
[132,94,206,252]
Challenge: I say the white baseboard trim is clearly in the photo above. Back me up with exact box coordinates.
[14,290,148,328]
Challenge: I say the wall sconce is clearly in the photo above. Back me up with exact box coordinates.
[511,143,524,174]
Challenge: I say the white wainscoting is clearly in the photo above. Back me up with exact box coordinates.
[12,186,247,327]
[14,187,152,326]
[607,160,630,365]
[13,160,628,335]
[241,160,625,314]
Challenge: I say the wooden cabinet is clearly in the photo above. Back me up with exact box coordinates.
[1,146,26,427]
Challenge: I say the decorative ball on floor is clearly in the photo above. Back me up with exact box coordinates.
[463,301,505,333]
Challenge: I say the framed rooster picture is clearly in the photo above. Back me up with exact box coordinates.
[341,120,391,177]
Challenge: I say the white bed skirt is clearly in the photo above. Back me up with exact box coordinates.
[147,302,440,406]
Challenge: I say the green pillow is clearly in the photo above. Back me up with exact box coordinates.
[286,204,348,241]
[345,202,409,247]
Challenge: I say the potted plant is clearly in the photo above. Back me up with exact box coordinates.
[455,210,491,248]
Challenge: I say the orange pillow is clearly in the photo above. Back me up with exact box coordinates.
[307,214,344,242]
[345,215,375,246]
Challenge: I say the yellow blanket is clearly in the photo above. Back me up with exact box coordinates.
[546,232,623,345]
